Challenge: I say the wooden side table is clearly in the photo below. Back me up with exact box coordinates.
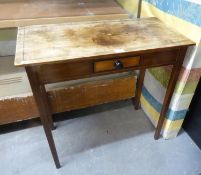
[15,17,194,168]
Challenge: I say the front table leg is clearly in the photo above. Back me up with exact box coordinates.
[154,47,188,139]
[25,66,61,168]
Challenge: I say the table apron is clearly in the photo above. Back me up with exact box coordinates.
[35,48,179,84]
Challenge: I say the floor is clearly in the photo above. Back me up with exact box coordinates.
[0,100,201,175]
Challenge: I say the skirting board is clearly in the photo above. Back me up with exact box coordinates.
[0,75,136,125]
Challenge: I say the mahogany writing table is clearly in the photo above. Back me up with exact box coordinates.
[14,17,194,168]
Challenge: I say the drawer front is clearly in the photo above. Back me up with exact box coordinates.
[94,56,140,73]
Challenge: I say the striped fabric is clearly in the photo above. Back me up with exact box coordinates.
[117,0,201,138]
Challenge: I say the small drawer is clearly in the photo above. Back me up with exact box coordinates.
[94,56,140,73]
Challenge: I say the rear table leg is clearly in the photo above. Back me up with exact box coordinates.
[134,69,146,110]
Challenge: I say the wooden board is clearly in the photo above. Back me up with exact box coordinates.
[15,17,194,66]
[0,0,127,28]
[0,75,136,125]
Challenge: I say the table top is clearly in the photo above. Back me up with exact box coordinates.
[0,0,126,28]
[15,17,194,66]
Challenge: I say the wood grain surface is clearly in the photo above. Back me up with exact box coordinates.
[15,17,194,66]
[0,0,127,27]
[0,75,136,125]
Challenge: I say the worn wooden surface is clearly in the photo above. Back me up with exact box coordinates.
[15,17,194,66]
[0,0,127,28]
[0,75,136,125]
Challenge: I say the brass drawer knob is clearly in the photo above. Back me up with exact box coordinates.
[114,60,123,70]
